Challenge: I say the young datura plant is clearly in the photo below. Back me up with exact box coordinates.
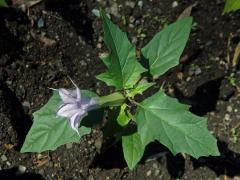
[21,10,220,170]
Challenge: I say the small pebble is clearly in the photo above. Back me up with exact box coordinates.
[224,113,230,121]
[227,106,233,112]
[1,155,7,162]
[110,3,119,17]
[129,24,134,28]
[69,32,74,38]
[154,169,160,176]
[97,43,102,49]
[37,18,44,28]
[186,77,191,82]
[16,165,26,175]
[66,143,73,149]
[6,161,11,166]
[88,175,94,180]
[137,0,143,8]
[195,67,202,75]
[131,37,137,44]
[172,1,178,8]
[80,60,87,67]
[152,163,158,169]
[22,101,30,108]
[146,170,152,176]
[92,9,100,17]
[129,16,135,23]
[125,1,135,8]
[38,169,44,175]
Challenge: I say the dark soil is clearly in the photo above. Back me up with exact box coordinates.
[1,0,240,179]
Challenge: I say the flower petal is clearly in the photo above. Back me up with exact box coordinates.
[70,110,87,135]
[69,78,81,101]
[59,88,76,104]
[57,103,79,118]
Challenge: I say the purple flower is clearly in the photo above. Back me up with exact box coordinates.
[53,78,98,135]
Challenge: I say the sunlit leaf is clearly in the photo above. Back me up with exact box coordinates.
[96,10,146,90]
[21,90,102,153]
[135,91,220,158]
[223,0,240,14]
[141,17,192,77]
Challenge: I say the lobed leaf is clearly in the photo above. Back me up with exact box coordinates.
[21,90,101,153]
[135,91,220,158]
[141,17,192,77]
[96,10,146,90]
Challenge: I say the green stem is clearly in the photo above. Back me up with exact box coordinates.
[97,92,125,107]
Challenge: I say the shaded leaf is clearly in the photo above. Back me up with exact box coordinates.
[122,132,145,170]
[135,91,220,158]
[141,17,192,77]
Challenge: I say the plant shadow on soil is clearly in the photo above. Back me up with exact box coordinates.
[0,82,32,151]
[44,0,94,46]
[0,168,44,180]
[0,7,26,66]
[175,77,224,116]
[90,78,240,178]
[0,8,32,151]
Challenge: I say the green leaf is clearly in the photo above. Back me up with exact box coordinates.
[21,90,101,153]
[223,0,240,13]
[135,91,220,158]
[127,80,155,98]
[0,0,7,7]
[96,10,146,90]
[122,132,145,170]
[141,17,192,77]
[117,104,131,126]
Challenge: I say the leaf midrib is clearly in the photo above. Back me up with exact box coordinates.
[105,17,125,88]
